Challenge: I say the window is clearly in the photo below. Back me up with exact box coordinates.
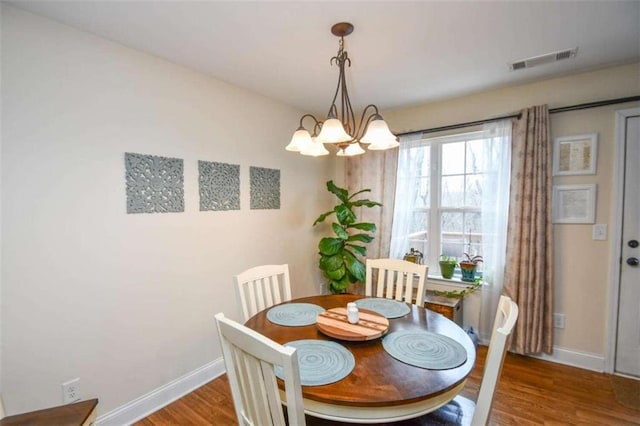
[391,131,491,277]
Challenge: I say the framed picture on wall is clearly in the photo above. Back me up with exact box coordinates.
[552,184,597,224]
[553,133,598,176]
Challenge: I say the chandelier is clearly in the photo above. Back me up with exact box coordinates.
[285,22,399,157]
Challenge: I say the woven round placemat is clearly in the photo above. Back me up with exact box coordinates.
[266,303,325,326]
[276,339,355,386]
[382,330,467,370]
[355,297,411,319]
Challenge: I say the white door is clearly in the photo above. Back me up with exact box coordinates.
[615,110,640,377]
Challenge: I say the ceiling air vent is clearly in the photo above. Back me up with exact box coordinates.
[509,47,578,71]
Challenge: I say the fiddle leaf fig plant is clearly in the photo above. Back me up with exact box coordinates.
[313,180,382,294]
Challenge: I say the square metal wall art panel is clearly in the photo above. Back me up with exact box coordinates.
[125,152,184,214]
[250,166,280,210]
[199,160,241,211]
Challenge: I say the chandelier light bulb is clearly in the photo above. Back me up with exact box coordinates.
[285,127,314,152]
[360,116,396,145]
[300,137,330,156]
[316,117,352,144]
[336,143,366,157]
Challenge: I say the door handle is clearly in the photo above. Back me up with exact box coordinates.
[627,257,639,266]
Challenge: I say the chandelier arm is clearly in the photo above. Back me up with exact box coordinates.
[354,104,381,140]
[298,113,324,136]
[327,38,347,118]
[338,53,356,139]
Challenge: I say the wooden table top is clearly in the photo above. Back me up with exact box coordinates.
[244,294,476,408]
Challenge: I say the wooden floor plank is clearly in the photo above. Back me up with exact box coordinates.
[135,346,640,425]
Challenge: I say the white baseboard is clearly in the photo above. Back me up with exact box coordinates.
[530,345,605,372]
[96,358,226,426]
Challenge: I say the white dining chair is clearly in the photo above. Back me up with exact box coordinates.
[235,264,292,322]
[421,295,519,426]
[214,312,306,426]
[365,258,428,306]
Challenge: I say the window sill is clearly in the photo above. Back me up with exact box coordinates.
[427,275,474,286]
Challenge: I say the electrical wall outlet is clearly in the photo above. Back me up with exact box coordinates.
[553,313,566,329]
[62,378,81,404]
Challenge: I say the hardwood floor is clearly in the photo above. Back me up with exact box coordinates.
[135,346,640,425]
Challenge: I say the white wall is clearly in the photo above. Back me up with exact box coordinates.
[1,5,332,418]
[384,63,640,370]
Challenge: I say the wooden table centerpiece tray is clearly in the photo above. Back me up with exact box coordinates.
[316,307,389,341]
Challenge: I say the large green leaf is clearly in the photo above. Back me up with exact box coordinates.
[329,275,350,293]
[319,253,343,271]
[343,250,366,282]
[327,180,349,203]
[313,210,334,226]
[348,188,372,200]
[335,205,356,225]
[348,233,374,243]
[332,223,349,239]
[325,265,346,280]
[349,222,377,232]
[346,244,366,256]
[350,199,383,208]
[318,237,344,256]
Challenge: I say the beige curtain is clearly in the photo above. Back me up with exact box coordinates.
[345,149,398,259]
[503,105,554,355]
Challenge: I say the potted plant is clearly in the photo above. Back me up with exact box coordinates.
[459,253,483,282]
[438,255,457,279]
[313,180,381,294]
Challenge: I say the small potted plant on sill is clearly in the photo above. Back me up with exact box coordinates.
[438,255,457,279]
[459,253,483,282]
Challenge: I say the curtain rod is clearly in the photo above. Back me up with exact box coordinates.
[397,95,640,137]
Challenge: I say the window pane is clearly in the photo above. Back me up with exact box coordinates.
[442,142,465,175]
[441,212,464,257]
[465,174,483,208]
[463,212,482,262]
[414,177,430,209]
[466,139,485,173]
[441,175,464,207]
[408,211,429,266]
[410,211,429,235]
[464,212,482,235]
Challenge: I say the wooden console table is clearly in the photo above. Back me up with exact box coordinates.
[425,291,463,326]
[0,399,98,426]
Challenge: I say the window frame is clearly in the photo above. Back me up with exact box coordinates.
[397,130,487,277]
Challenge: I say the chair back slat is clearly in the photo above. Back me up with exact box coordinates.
[471,295,519,425]
[365,258,428,305]
[215,313,305,426]
[235,265,292,322]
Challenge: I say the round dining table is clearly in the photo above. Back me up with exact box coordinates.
[244,294,476,423]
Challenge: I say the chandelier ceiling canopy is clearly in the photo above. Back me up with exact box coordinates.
[285,22,399,157]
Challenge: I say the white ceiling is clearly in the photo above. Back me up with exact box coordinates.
[8,1,640,116]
